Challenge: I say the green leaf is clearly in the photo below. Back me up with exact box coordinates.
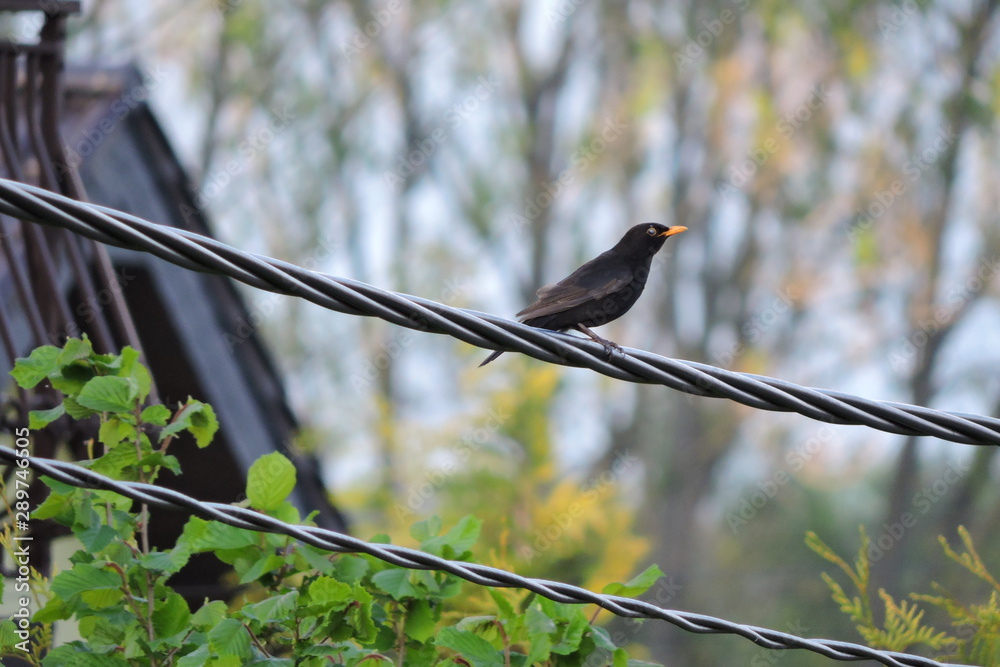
[51,362,96,395]
[551,612,589,655]
[590,625,617,651]
[33,492,75,526]
[246,452,296,511]
[176,645,211,667]
[300,644,354,659]
[57,337,94,364]
[237,552,285,584]
[41,642,131,666]
[372,569,419,599]
[77,376,138,413]
[119,347,152,401]
[404,599,438,642]
[240,591,299,624]
[525,631,553,666]
[161,400,219,448]
[40,476,78,494]
[436,627,503,667]
[333,555,369,584]
[98,418,136,449]
[81,586,124,610]
[140,404,172,426]
[192,600,228,629]
[10,345,61,388]
[76,523,119,552]
[0,619,19,650]
[64,396,97,419]
[422,515,481,558]
[208,657,244,667]
[487,588,515,620]
[346,584,376,642]
[179,517,257,552]
[443,514,481,554]
[525,604,556,636]
[246,658,294,667]
[411,516,443,542]
[137,451,182,475]
[297,544,335,574]
[33,596,72,623]
[89,441,146,479]
[602,564,664,598]
[153,592,191,638]
[29,403,66,429]
[308,576,352,609]
[51,563,121,599]
[208,617,252,658]
[141,547,191,574]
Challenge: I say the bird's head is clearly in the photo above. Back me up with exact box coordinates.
[616,223,688,257]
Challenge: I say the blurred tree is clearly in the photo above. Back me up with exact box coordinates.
[65,0,1000,663]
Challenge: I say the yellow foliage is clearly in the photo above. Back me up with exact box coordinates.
[345,360,653,620]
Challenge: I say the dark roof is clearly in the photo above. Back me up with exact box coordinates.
[67,62,344,514]
[0,63,348,598]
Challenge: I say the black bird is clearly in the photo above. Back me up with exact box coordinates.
[480,223,687,366]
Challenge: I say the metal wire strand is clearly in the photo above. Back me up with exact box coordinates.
[0,177,997,446]
[0,447,962,667]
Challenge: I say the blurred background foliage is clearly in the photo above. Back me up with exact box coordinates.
[56,0,1000,663]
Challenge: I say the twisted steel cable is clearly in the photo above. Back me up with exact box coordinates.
[0,447,961,667]
[0,178,997,446]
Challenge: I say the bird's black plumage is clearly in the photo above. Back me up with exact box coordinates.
[480,223,687,366]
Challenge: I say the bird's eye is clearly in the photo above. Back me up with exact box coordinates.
[646,227,657,236]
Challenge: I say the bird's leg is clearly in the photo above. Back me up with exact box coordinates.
[575,324,623,359]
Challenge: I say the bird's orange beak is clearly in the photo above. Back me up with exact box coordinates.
[658,226,688,237]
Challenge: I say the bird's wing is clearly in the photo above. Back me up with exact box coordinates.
[516,253,632,320]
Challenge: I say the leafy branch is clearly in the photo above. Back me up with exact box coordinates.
[808,525,1000,664]
[1,339,665,666]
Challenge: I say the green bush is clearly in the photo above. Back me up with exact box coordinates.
[1,338,663,666]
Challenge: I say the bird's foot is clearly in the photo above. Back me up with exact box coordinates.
[575,324,624,360]
[600,339,623,360]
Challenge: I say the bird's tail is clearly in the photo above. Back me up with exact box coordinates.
[479,349,504,367]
